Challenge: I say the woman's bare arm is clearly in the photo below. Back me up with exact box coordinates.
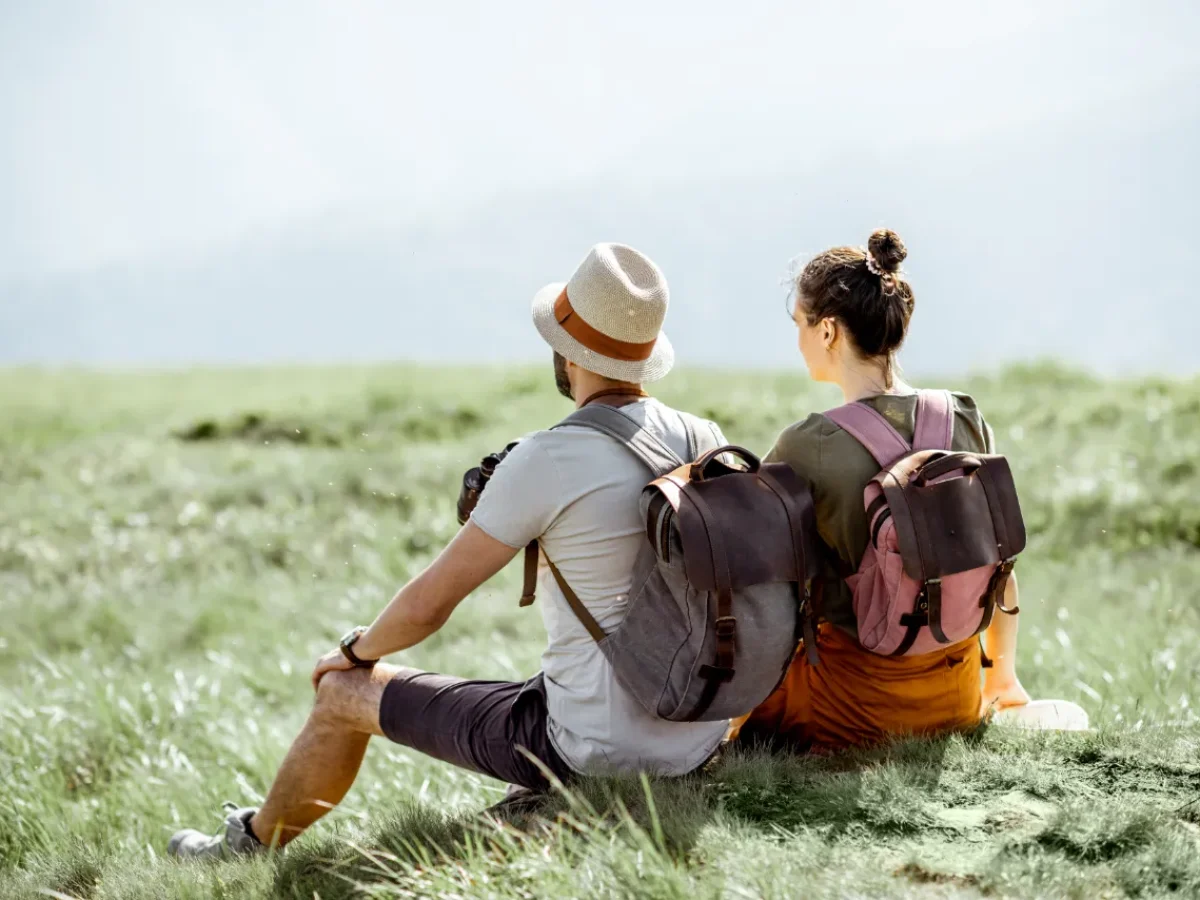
[981,571,1031,712]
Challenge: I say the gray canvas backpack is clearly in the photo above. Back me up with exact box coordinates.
[519,404,820,723]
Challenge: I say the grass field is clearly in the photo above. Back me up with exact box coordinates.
[2,363,1199,899]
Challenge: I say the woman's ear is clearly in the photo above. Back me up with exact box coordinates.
[822,318,837,351]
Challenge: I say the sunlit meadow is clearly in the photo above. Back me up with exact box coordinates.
[1,363,1198,899]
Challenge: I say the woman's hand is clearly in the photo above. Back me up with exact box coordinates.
[981,671,1031,716]
[311,648,355,692]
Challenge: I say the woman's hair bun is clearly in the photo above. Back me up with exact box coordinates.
[867,229,907,274]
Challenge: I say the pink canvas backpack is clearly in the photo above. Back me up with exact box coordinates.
[823,390,1026,657]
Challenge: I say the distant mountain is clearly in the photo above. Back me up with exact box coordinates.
[2,91,1196,373]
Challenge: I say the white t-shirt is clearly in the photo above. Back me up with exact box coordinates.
[470,398,729,776]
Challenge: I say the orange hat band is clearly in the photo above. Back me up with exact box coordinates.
[553,289,658,362]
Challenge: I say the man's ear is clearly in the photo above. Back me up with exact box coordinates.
[565,357,582,384]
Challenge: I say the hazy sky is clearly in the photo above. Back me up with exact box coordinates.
[3,1,1197,280]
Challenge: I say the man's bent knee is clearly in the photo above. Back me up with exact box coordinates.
[312,666,399,737]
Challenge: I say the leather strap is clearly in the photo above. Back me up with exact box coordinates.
[977,583,997,636]
[870,508,893,549]
[800,597,820,666]
[554,289,658,361]
[519,541,539,607]
[926,578,951,644]
[991,557,1019,615]
[876,475,924,585]
[892,593,930,656]
[913,453,982,485]
[689,445,760,481]
[975,558,1017,671]
[976,558,1015,633]
[545,556,607,642]
[678,482,736,721]
[339,628,378,668]
[578,386,648,408]
[691,666,731,724]
[865,493,889,528]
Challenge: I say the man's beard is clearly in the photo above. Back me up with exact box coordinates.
[553,352,574,401]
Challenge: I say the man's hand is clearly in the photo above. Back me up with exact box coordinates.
[311,648,355,692]
[981,672,1031,716]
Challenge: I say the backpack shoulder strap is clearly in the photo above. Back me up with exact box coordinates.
[913,389,954,451]
[528,403,686,629]
[823,402,912,468]
[552,403,686,477]
[682,414,700,460]
[545,557,607,643]
[678,411,723,462]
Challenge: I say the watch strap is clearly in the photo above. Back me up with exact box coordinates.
[340,628,378,668]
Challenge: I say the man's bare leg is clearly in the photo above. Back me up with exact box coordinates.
[248,664,403,847]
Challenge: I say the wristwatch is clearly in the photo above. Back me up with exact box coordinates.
[339,626,378,669]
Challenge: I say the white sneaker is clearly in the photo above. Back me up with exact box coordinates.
[168,803,266,859]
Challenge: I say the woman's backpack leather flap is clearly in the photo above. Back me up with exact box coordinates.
[877,451,1026,581]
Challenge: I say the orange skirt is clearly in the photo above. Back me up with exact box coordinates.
[734,624,982,753]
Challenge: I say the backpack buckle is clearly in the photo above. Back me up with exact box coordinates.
[915,577,940,613]
[714,616,737,638]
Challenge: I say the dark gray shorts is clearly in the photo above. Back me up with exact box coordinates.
[378,670,574,791]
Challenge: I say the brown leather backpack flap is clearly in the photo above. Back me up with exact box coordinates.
[974,455,1027,559]
[755,461,822,585]
[879,451,1024,581]
[645,462,816,591]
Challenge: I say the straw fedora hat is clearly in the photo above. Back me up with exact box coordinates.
[531,243,674,383]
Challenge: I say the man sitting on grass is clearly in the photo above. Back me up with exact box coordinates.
[168,243,730,858]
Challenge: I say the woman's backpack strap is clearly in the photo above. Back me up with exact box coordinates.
[913,390,955,452]
[824,403,911,468]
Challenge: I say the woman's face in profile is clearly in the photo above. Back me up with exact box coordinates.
[794,302,833,383]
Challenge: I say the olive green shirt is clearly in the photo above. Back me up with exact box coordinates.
[765,392,995,632]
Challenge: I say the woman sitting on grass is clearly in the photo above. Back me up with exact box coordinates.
[736,228,1031,753]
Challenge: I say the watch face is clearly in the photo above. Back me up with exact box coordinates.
[340,627,364,647]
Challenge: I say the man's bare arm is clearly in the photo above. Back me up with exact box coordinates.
[351,522,520,660]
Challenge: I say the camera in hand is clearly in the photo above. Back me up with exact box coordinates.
[456,441,519,525]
